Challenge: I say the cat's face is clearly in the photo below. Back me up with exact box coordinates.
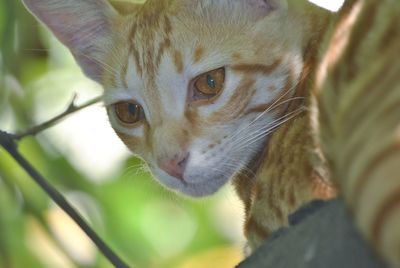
[104,1,306,196]
[23,0,305,197]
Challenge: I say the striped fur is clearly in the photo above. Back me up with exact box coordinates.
[235,0,337,252]
[311,1,400,266]
[23,0,400,266]
[98,0,328,198]
[243,1,400,267]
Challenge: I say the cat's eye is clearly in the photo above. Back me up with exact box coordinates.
[114,101,143,125]
[193,68,225,98]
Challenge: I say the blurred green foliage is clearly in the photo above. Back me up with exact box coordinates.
[0,0,244,267]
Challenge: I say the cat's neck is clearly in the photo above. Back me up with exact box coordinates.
[233,3,336,245]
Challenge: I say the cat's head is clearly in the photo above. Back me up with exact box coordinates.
[23,0,309,197]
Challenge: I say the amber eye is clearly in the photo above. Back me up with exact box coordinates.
[194,68,225,97]
[114,101,143,125]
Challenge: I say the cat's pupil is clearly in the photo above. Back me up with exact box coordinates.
[207,74,216,89]
[128,103,137,115]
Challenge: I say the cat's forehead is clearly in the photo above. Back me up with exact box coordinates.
[121,6,249,81]
[104,0,285,102]
[128,0,257,47]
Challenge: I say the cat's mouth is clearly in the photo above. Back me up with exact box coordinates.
[144,128,271,197]
[150,165,233,197]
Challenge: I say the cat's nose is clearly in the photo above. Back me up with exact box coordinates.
[159,153,189,180]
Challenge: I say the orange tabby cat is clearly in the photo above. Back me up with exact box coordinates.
[22,0,400,266]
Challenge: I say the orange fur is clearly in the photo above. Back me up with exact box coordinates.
[23,0,400,266]
[311,1,400,266]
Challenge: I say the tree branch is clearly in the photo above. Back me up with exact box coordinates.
[0,130,130,268]
[13,95,102,140]
[0,95,130,267]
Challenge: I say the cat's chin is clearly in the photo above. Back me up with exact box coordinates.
[151,168,231,197]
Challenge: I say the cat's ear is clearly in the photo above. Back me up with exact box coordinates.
[22,0,119,82]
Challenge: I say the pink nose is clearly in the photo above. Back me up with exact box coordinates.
[159,154,189,180]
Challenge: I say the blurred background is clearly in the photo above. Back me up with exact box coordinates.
[0,0,344,267]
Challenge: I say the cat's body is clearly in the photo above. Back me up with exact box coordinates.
[22,0,400,267]
[312,1,400,266]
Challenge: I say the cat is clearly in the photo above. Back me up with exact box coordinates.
[22,0,400,267]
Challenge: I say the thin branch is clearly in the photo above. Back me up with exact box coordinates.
[1,94,130,266]
[13,95,102,140]
[0,130,130,268]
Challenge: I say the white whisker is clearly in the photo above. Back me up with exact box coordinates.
[122,162,150,178]
[235,109,303,151]
[230,107,302,148]
[227,84,301,142]
[80,53,120,78]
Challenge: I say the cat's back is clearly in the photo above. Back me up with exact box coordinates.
[313,0,400,266]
